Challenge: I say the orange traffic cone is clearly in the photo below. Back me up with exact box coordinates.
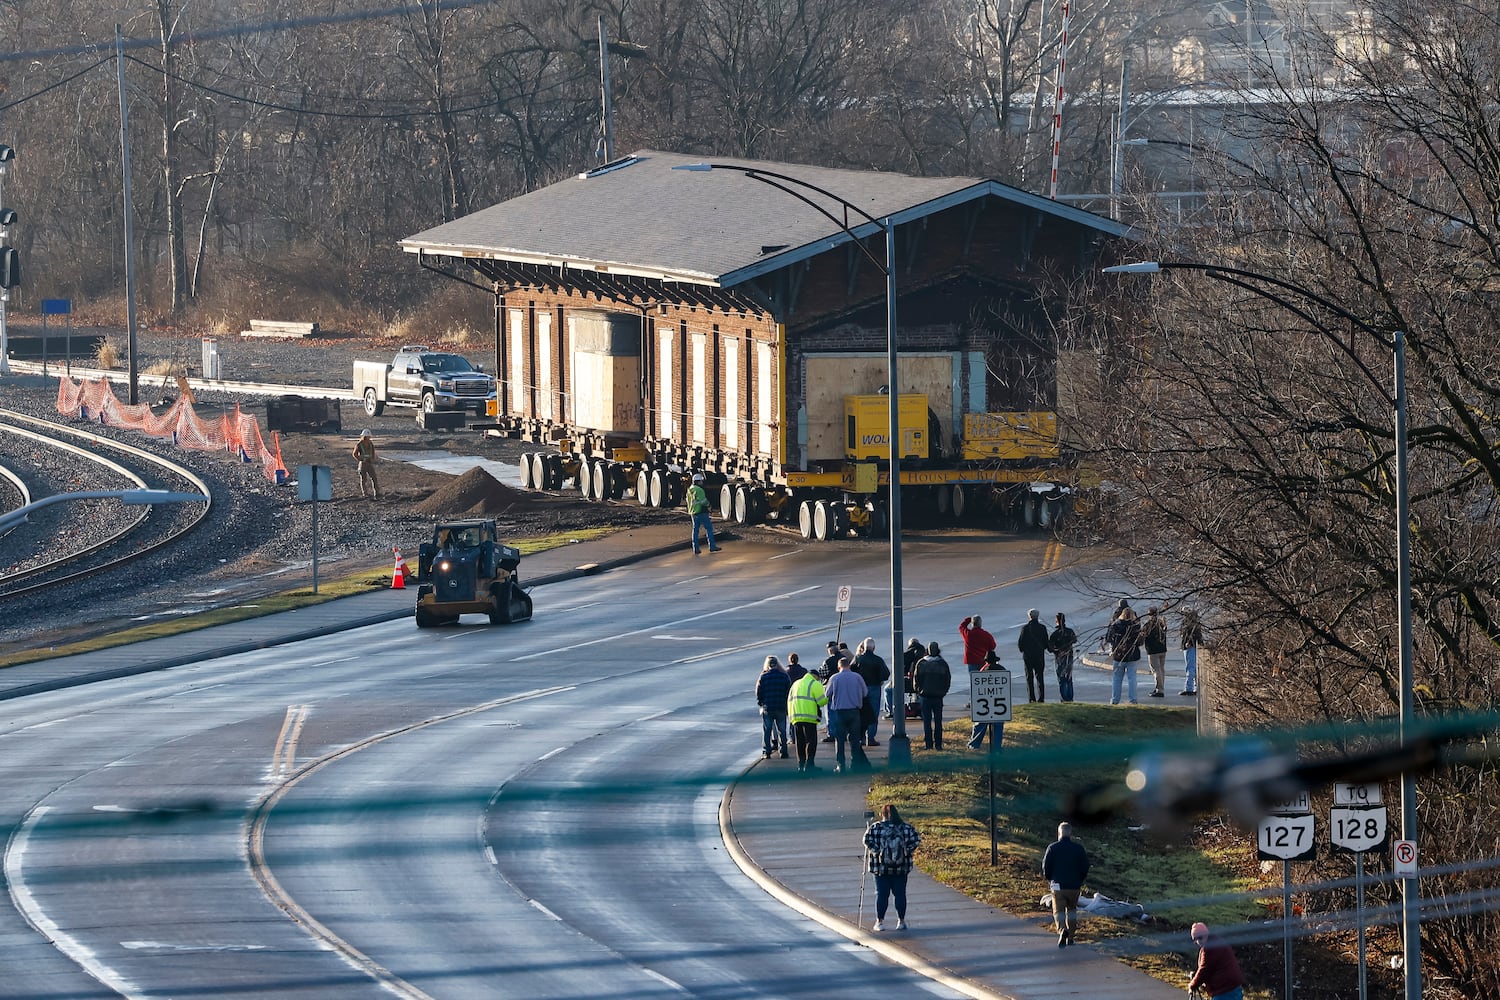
[391,547,406,590]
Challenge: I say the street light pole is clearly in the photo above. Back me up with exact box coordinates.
[674,162,911,766]
[0,143,15,376]
[1103,259,1421,999]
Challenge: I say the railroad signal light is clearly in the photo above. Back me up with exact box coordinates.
[0,246,20,289]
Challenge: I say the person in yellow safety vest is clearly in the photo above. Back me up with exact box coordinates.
[686,472,720,555]
[787,663,829,775]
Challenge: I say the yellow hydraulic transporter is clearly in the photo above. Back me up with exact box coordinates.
[414,518,533,627]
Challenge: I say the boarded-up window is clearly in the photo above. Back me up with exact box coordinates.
[658,328,673,439]
[508,309,526,414]
[757,341,774,457]
[537,311,553,421]
[724,338,741,451]
[691,332,707,444]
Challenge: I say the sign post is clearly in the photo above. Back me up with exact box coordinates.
[833,584,853,643]
[970,668,1013,865]
[297,465,332,593]
[1258,792,1315,1000]
[1331,783,1387,1000]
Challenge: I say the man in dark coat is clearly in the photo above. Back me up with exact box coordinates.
[1017,608,1050,702]
[1042,822,1091,947]
[853,638,891,746]
[912,642,952,750]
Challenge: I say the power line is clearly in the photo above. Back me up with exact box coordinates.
[0,58,114,113]
[123,54,497,121]
[0,0,505,66]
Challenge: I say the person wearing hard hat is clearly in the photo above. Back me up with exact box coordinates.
[352,429,381,500]
[686,472,720,555]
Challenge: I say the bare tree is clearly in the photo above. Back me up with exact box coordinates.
[1065,1,1500,992]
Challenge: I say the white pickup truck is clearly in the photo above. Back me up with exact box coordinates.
[354,345,497,416]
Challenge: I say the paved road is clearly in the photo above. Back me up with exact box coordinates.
[1,530,1189,999]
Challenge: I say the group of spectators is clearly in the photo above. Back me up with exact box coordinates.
[756,636,893,774]
[1102,601,1203,705]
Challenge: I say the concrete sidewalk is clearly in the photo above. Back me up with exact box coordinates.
[721,758,1183,1000]
[0,521,693,701]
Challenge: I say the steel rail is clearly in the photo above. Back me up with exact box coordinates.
[0,460,32,539]
[0,408,213,597]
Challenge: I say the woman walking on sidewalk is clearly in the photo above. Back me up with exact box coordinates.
[863,804,921,931]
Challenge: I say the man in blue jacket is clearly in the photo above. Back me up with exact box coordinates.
[755,656,792,758]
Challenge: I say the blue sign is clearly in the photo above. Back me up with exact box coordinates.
[41,298,71,315]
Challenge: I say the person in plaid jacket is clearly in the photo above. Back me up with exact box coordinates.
[863,804,922,931]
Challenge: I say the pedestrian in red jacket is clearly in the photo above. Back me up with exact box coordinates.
[1187,922,1245,1000]
[958,615,996,671]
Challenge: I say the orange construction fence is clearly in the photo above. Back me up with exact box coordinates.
[56,376,287,483]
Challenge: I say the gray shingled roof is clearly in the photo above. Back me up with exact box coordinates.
[400,149,1127,289]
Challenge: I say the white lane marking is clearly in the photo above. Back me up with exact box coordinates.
[527,899,562,921]
[121,940,270,953]
[484,846,497,866]
[767,549,802,561]
[650,634,718,641]
[512,585,821,662]
[268,705,311,780]
[549,601,602,614]
[92,805,138,813]
[636,710,672,723]
[537,746,567,762]
[641,967,691,993]
[6,806,149,999]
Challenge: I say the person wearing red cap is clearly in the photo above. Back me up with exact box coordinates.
[1187,922,1245,999]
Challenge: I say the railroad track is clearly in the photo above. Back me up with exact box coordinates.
[0,409,213,600]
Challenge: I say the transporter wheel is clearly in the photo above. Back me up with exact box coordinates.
[1022,492,1040,529]
[1040,496,1060,529]
[748,490,768,525]
[720,483,736,521]
[649,469,668,508]
[518,452,535,490]
[363,388,384,417]
[812,501,831,541]
[935,485,951,517]
[636,467,651,504]
[869,503,889,539]
[831,503,850,538]
[733,485,750,525]
[530,453,549,492]
[798,500,816,540]
[951,485,968,520]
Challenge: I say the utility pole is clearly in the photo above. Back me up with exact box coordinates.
[597,15,616,162]
[116,24,141,405]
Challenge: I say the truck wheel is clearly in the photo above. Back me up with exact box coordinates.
[952,485,968,519]
[648,469,667,508]
[733,485,750,525]
[813,501,831,541]
[719,483,735,521]
[1039,496,1055,529]
[635,467,651,505]
[591,460,610,501]
[530,453,549,491]
[363,388,384,417]
[831,503,850,538]
[580,461,597,500]
[748,490,768,525]
[935,485,952,517]
[798,500,815,540]
[519,453,535,489]
[422,392,437,413]
[1022,492,1040,528]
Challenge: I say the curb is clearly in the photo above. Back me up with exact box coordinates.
[717,760,1017,1000]
[0,538,691,702]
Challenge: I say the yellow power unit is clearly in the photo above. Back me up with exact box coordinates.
[845,394,928,461]
[961,411,1060,460]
